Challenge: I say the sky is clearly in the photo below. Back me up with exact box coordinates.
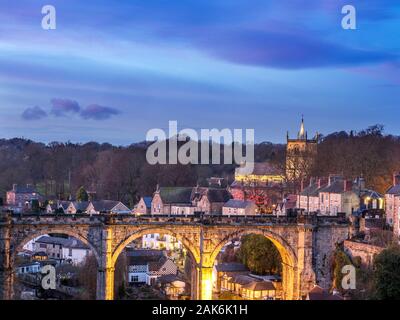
[0,0,399,145]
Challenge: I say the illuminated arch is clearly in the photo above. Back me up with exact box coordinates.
[111,227,200,267]
[13,227,101,266]
[209,228,298,300]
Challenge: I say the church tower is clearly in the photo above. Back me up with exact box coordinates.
[286,116,318,181]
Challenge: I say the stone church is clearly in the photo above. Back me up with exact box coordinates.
[286,117,319,182]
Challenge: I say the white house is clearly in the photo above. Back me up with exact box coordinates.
[33,236,90,265]
[142,234,182,251]
[222,200,257,216]
[127,249,178,286]
[318,176,359,216]
[297,178,328,213]
[16,261,41,274]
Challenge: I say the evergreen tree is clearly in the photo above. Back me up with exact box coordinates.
[76,186,89,202]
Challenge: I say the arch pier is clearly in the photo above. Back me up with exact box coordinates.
[0,213,349,300]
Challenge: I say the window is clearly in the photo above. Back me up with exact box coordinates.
[40,244,46,248]
[69,248,72,256]
[131,275,139,282]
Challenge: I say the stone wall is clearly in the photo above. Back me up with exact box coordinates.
[343,240,384,269]
[312,224,349,290]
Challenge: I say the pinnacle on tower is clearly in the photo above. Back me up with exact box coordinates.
[298,115,306,140]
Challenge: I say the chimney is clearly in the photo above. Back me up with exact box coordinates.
[357,177,366,190]
[344,180,353,192]
[317,177,328,188]
[393,173,400,186]
[300,179,304,192]
[12,184,17,191]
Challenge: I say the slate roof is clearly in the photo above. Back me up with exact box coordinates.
[319,180,346,194]
[127,250,173,273]
[58,201,71,210]
[148,256,169,272]
[386,185,400,195]
[158,274,186,284]
[242,281,276,291]
[35,236,89,249]
[235,162,283,176]
[159,187,193,204]
[223,199,254,209]
[70,201,90,211]
[90,200,128,212]
[359,189,383,199]
[10,184,37,194]
[215,262,248,273]
[229,274,258,286]
[307,285,344,300]
[300,182,327,197]
[207,189,232,203]
[142,197,152,208]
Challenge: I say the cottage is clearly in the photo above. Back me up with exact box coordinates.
[151,187,194,215]
[127,249,178,286]
[306,285,344,300]
[16,260,57,275]
[34,236,90,265]
[297,178,328,213]
[157,274,187,300]
[142,233,182,250]
[66,201,90,214]
[222,200,257,216]
[213,262,248,293]
[135,197,152,215]
[195,188,232,214]
[241,281,276,300]
[6,184,40,209]
[46,200,71,214]
[318,175,359,216]
[86,200,131,214]
[385,173,400,236]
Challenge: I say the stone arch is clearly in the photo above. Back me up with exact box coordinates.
[209,228,298,300]
[112,227,200,267]
[13,227,101,266]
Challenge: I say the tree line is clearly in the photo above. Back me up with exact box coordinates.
[0,124,399,207]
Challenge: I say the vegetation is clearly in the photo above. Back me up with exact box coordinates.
[76,186,89,202]
[237,234,282,275]
[373,244,400,300]
[332,246,353,293]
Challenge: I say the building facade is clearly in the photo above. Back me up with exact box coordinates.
[286,117,318,182]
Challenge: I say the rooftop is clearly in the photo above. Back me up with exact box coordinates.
[223,199,255,209]
[35,236,89,249]
[216,262,248,273]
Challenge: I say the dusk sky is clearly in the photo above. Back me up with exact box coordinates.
[1,0,399,145]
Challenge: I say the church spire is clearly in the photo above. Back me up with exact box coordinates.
[298,115,306,140]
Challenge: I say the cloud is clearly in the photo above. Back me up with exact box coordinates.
[196,30,397,69]
[21,106,48,121]
[50,98,81,116]
[80,104,120,120]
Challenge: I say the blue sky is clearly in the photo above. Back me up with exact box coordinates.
[0,0,399,144]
